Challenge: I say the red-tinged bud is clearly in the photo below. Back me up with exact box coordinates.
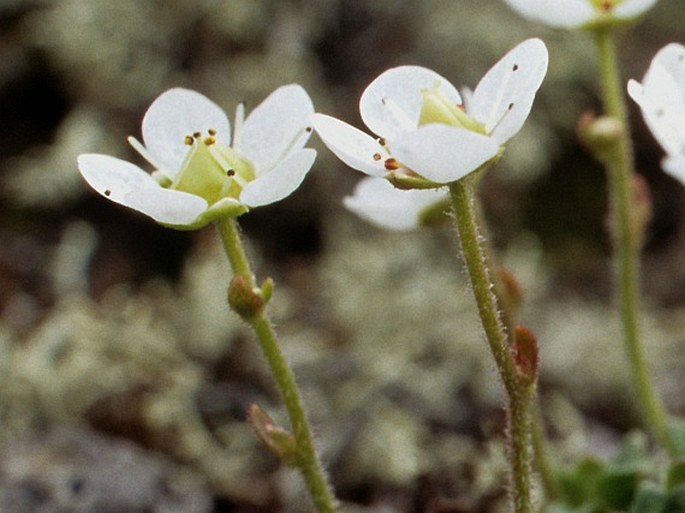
[513,325,538,387]
[631,173,652,249]
[228,275,273,319]
[247,404,298,465]
[495,266,525,323]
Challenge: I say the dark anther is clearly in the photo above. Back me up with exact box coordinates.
[378,138,387,146]
[204,136,216,145]
[512,64,519,71]
[384,158,400,171]
[508,102,515,111]
[208,128,217,136]
[184,135,194,145]
[193,131,201,138]
[306,126,313,132]
[104,189,112,197]
[373,153,382,161]
[227,169,236,176]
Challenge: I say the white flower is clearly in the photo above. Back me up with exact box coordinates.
[628,43,685,183]
[313,38,548,187]
[78,86,316,229]
[502,0,658,29]
[344,177,449,231]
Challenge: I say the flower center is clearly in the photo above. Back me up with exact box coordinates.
[418,83,486,134]
[172,129,256,205]
[591,0,617,12]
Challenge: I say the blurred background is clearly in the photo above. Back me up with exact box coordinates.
[0,0,683,511]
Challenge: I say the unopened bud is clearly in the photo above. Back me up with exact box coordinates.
[495,266,525,323]
[512,325,539,387]
[247,404,298,465]
[228,275,273,318]
[578,112,624,162]
[631,173,652,249]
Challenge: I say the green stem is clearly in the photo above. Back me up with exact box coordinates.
[216,217,338,513]
[593,28,676,456]
[449,178,533,513]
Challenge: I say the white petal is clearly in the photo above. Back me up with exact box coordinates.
[502,0,593,28]
[614,0,658,19]
[662,155,685,184]
[343,177,448,231]
[240,84,314,174]
[629,44,685,157]
[78,153,208,225]
[240,149,316,207]
[124,187,209,226]
[312,114,387,177]
[142,88,230,176]
[391,125,500,183]
[470,38,548,145]
[78,153,160,200]
[359,66,462,141]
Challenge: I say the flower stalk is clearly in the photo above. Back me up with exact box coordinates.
[449,177,534,513]
[216,217,338,513]
[592,27,676,457]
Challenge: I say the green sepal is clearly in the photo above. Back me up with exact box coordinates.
[159,197,249,231]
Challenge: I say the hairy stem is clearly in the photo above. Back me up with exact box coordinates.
[216,217,338,513]
[449,178,533,513]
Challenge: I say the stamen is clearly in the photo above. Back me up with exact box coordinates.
[204,136,216,145]
[127,136,167,172]
[512,64,519,71]
[104,189,112,197]
[184,135,194,145]
[207,145,248,188]
[381,97,415,131]
[373,153,382,161]
[378,138,387,146]
[233,102,245,150]
[193,131,201,139]
[384,158,400,170]
[208,128,217,136]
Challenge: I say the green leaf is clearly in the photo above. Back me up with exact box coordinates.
[629,484,667,513]
[595,467,640,510]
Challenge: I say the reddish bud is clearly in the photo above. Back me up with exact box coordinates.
[513,325,539,387]
[247,404,298,465]
[228,275,272,319]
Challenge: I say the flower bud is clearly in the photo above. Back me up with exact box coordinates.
[578,112,624,162]
[228,275,272,319]
[512,324,539,387]
[247,404,298,465]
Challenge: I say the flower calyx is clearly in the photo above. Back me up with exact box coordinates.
[419,84,486,134]
[228,275,274,319]
[247,404,299,466]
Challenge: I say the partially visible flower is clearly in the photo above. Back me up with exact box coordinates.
[628,43,685,183]
[344,177,449,231]
[313,38,548,188]
[78,86,316,229]
[502,0,658,29]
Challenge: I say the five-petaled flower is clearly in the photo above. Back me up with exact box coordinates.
[502,0,658,29]
[313,38,547,229]
[628,43,685,184]
[78,86,316,229]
